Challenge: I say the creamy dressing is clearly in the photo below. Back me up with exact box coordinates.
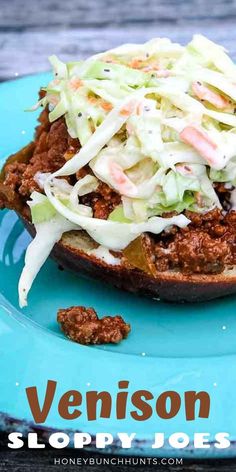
[88,246,121,266]
[34,172,51,189]
[44,183,191,250]
[18,216,77,307]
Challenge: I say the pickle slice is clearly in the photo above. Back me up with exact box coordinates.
[123,234,158,277]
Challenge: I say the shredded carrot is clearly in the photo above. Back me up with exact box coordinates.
[120,99,138,117]
[88,96,98,104]
[129,58,144,69]
[142,62,170,77]
[109,161,136,195]
[192,82,230,109]
[180,125,219,167]
[100,100,113,111]
[69,78,83,91]
[120,106,132,116]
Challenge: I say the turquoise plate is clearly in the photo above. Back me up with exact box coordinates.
[0,73,236,458]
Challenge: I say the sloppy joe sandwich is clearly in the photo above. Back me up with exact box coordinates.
[1,34,236,305]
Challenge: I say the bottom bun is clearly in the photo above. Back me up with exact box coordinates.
[21,215,236,303]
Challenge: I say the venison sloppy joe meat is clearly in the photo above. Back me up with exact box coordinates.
[57,306,130,345]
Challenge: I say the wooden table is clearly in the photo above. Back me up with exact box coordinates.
[1,0,236,81]
[1,0,236,469]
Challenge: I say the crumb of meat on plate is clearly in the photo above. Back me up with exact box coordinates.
[57,306,131,345]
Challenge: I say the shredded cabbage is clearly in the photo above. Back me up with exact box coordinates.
[18,214,77,307]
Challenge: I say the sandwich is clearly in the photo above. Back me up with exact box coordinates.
[1,34,236,306]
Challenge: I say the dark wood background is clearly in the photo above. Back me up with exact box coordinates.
[1,0,236,470]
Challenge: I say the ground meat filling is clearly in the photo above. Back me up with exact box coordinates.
[1,109,121,220]
[1,108,236,276]
[57,306,130,345]
[153,209,236,274]
[1,110,72,198]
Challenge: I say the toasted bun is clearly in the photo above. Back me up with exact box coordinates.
[20,214,236,303]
